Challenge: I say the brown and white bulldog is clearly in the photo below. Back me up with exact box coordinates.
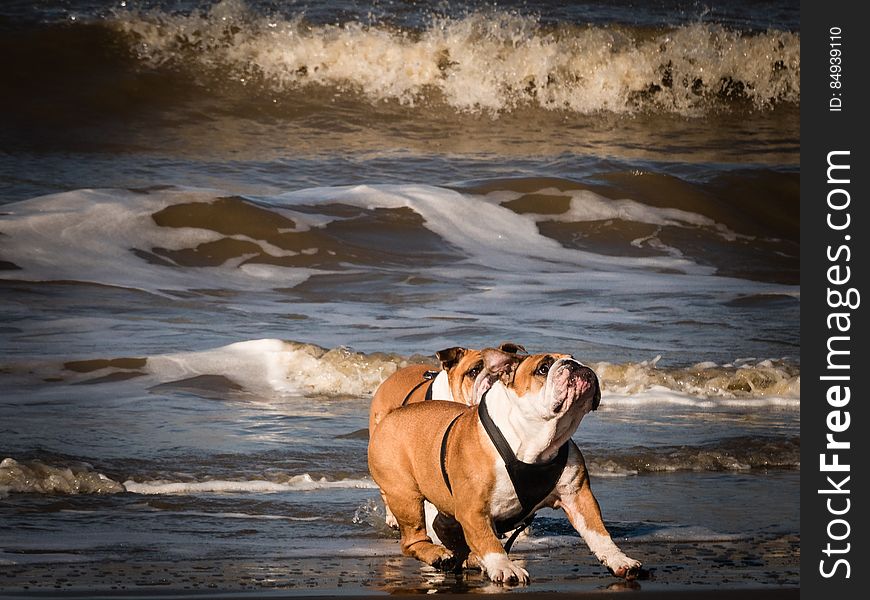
[368,348,641,584]
[369,343,525,528]
[368,342,525,435]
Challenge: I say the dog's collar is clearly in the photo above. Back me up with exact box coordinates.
[399,370,438,407]
[478,392,570,533]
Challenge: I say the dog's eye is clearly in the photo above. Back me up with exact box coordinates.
[535,361,551,376]
[466,367,481,378]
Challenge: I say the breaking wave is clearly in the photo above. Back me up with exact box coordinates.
[587,435,800,476]
[0,457,376,498]
[104,1,799,115]
[46,339,801,402]
[123,473,378,495]
[0,458,124,497]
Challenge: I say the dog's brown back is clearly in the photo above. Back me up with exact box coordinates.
[368,364,435,435]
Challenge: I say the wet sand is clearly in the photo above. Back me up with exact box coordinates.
[0,534,798,597]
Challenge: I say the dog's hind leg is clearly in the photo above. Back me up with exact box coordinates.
[385,490,456,570]
[380,490,399,528]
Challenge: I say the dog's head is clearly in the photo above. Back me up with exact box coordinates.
[435,342,526,406]
[478,347,601,423]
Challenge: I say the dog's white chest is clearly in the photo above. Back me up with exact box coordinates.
[488,457,523,520]
[430,370,453,401]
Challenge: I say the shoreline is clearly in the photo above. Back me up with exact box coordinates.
[0,534,799,597]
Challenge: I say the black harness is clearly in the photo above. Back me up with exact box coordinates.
[400,370,438,407]
[439,392,570,552]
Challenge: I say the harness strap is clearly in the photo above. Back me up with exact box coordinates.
[439,412,464,494]
[478,393,569,533]
[502,514,535,554]
[400,370,438,407]
[438,393,568,555]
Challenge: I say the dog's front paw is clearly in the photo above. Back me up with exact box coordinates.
[604,554,643,580]
[385,513,399,529]
[464,553,482,571]
[480,553,530,585]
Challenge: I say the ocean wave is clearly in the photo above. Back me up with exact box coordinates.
[143,339,413,397]
[0,184,729,295]
[586,435,800,476]
[0,458,125,497]
[110,0,798,115]
[0,187,326,294]
[124,473,378,495]
[0,176,800,300]
[50,338,800,402]
[592,355,800,400]
[526,525,746,545]
[0,457,377,498]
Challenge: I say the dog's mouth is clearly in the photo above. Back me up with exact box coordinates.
[550,361,598,414]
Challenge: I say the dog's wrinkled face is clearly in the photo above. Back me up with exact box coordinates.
[437,342,526,406]
[436,347,483,406]
[481,348,601,420]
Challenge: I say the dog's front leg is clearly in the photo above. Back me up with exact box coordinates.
[559,479,642,579]
[456,508,529,584]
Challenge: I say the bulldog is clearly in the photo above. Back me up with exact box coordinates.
[368,348,642,584]
[369,342,524,528]
[369,342,525,436]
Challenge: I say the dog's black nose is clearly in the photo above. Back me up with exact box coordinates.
[566,360,595,379]
[576,365,596,384]
[567,362,600,408]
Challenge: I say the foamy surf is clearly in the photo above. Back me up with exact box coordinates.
[123,474,378,495]
[0,187,322,295]
[144,339,409,397]
[51,338,799,402]
[0,457,378,498]
[490,187,748,242]
[592,356,800,401]
[1,184,735,297]
[522,526,747,547]
[0,458,125,497]
[113,1,799,115]
[586,435,800,476]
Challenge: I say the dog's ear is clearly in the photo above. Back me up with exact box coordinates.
[497,342,526,355]
[435,346,467,371]
[481,347,522,384]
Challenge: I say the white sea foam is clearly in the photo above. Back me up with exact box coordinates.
[0,187,322,295]
[55,337,799,403]
[492,187,746,242]
[601,388,799,410]
[179,511,322,521]
[521,526,745,549]
[115,1,800,115]
[0,457,376,498]
[0,183,801,301]
[0,458,125,496]
[123,473,378,495]
[143,342,798,402]
[0,185,694,290]
[593,355,800,403]
[145,338,407,397]
[274,184,710,274]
